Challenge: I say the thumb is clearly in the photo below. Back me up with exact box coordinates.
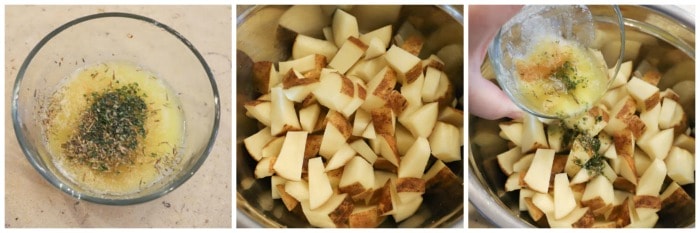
[468,74,523,120]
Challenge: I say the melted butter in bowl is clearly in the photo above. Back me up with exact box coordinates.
[44,61,185,195]
[515,36,609,118]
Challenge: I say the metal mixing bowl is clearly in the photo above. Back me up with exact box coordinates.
[469,5,695,228]
[237,5,464,228]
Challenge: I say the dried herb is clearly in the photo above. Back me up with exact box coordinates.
[573,135,604,176]
[63,83,148,172]
[552,61,585,90]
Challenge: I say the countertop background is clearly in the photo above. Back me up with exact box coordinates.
[4,5,232,228]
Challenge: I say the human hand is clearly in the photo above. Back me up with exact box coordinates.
[468,5,524,120]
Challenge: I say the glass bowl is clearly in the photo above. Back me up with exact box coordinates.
[470,5,694,228]
[12,12,220,205]
[488,5,626,119]
[237,5,464,228]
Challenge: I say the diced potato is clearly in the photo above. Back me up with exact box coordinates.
[664,147,694,185]
[428,122,461,162]
[385,45,422,85]
[523,149,555,193]
[359,25,392,49]
[244,127,274,161]
[332,9,359,47]
[521,113,549,154]
[293,35,338,60]
[328,37,368,74]
[496,146,522,176]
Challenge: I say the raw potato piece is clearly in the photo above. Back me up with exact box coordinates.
[626,77,660,111]
[512,153,534,173]
[277,183,299,211]
[664,147,694,185]
[285,180,310,202]
[332,9,360,47]
[293,34,339,60]
[273,131,308,181]
[385,45,423,85]
[673,134,695,152]
[401,102,438,138]
[278,54,323,76]
[398,137,431,178]
[609,61,633,89]
[326,143,357,171]
[428,122,461,162]
[271,86,301,136]
[581,175,614,212]
[638,128,674,161]
[421,67,441,101]
[313,70,355,113]
[328,37,368,74]
[395,124,416,155]
[244,127,274,161]
[254,157,274,179]
[352,108,371,136]
[281,69,320,102]
[547,207,591,228]
[349,205,383,228]
[244,100,272,126]
[371,107,395,136]
[301,193,354,228]
[349,139,378,164]
[554,173,577,220]
[359,25,392,48]
[320,123,348,159]
[614,132,638,185]
[496,146,521,176]
[299,104,321,133]
[378,134,400,167]
[520,189,536,211]
[364,38,386,60]
[521,113,549,154]
[339,156,375,198]
[261,136,285,159]
[500,122,523,147]
[523,149,555,193]
[278,5,329,38]
[361,67,397,111]
[505,172,522,192]
[308,157,333,209]
[531,192,555,216]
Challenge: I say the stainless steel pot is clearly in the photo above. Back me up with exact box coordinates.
[469,5,695,228]
[237,5,464,228]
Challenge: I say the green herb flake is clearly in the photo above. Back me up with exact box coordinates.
[62,83,148,172]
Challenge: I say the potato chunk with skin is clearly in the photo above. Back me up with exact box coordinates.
[428,122,461,162]
[523,149,555,193]
[664,147,694,185]
[328,37,368,74]
[385,45,423,85]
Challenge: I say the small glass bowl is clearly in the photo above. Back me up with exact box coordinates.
[12,13,220,205]
[488,5,625,119]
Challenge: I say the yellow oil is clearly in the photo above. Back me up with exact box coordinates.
[514,36,609,117]
[44,61,184,195]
